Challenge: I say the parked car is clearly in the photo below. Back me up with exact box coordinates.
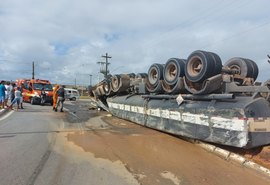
[64,88,80,101]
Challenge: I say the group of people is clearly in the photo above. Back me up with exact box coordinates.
[0,80,23,111]
[0,80,66,112]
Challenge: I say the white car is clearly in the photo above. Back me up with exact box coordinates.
[64,88,80,101]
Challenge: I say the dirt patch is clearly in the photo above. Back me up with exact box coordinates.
[219,145,270,169]
[242,146,270,169]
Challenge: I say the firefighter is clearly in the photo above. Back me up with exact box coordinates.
[52,84,60,110]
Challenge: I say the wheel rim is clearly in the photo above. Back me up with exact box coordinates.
[187,57,203,77]
[104,84,109,92]
[149,68,158,85]
[229,64,241,75]
[112,76,119,90]
[167,63,177,81]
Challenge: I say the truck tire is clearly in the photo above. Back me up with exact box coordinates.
[111,75,121,92]
[103,80,112,96]
[128,73,136,78]
[30,98,35,105]
[246,59,259,81]
[208,52,223,76]
[224,57,254,79]
[135,73,148,79]
[147,63,164,87]
[164,58,186,86]
[111,74,130,93]
[185,50,216,83]
[93,88,101,98]
[97,85,105,95]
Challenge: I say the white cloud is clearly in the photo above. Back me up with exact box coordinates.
[0,0,270,84]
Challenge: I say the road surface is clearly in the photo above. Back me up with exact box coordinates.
[0,100,269,185]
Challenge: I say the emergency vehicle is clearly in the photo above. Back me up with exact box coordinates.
[16,79,53,105]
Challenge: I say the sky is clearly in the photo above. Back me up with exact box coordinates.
[0,0,270,86]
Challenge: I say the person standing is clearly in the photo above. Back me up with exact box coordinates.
[0,81,6,109]
[8,87,22,111]
[55,85,65,112]
[52,84,59,110]
[18,84,24,109]
[4,81,11,107]
[10,83,16,103]
[40,87,46,106]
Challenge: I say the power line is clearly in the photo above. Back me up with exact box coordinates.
[201,19,270,49]
[186,0,254,31]
[142,0,238,48]
[141,0,265,54]
[1,70,31,73]
[0,59,31,65]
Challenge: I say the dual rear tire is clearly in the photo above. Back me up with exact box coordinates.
[185,50,222,83]
[224,57,258,81]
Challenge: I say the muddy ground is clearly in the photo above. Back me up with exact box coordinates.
[63,100,270,185]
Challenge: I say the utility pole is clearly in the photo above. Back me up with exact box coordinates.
[74,73,77,88]
[32,61,35,79]
[89,74,92,86]
[101,53,112,79]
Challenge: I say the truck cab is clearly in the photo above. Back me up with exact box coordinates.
[16,79,53,105]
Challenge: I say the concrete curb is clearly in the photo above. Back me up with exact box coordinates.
[0,108,9,117]
[195,141,270,177]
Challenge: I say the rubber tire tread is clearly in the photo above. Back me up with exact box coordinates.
[224,57,253,78]
[208,52,222,75]
[147,63,164,86]
[164,58,186,85]
[185,50,215,83]
[136,73,148,79]
[246,59,259,81]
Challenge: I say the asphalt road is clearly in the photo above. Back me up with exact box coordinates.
[0,100,269,185]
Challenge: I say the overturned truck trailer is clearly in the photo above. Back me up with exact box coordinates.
[90,50,270,149]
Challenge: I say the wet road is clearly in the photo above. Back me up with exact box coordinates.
[0,100,269,185]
